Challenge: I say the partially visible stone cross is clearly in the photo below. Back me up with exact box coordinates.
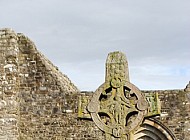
[78,51,160,140]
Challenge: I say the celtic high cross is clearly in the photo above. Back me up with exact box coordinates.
[78,51,160,140]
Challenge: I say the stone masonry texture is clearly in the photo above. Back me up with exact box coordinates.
[0,28,189,140]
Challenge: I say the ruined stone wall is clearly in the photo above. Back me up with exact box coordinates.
[146,90,190,140]
[0,28,89,140]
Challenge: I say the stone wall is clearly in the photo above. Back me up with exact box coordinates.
[142,89,190,140]
[19,92,104,140]
[0,28,20,140]
[0,28,189,139]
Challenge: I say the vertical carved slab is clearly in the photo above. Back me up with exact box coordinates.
[105,51,129,83]
[145,92,161,117]
[78,94,91,119]
[88,51,148,140]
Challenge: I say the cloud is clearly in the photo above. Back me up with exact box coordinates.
[0,0,190,91]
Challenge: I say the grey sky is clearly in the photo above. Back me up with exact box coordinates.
[1,0,190,91]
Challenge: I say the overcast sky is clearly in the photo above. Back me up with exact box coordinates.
[1,0,190,91]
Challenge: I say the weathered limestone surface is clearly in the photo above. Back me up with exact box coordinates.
[0,28,189,140]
